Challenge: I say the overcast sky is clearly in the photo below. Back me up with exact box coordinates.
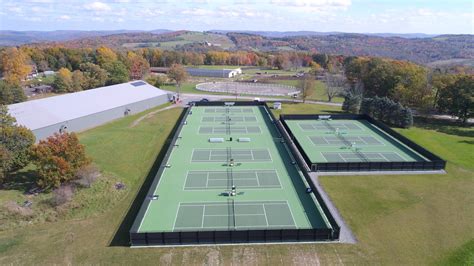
[0,0,472,34]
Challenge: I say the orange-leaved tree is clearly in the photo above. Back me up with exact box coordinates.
[31,132,91,188]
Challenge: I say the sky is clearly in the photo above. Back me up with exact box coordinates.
[0,0,472,34]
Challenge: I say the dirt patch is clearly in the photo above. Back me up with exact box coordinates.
[290,246,321,266]
[4,201,34,217]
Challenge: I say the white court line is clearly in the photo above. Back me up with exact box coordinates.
[206,172,210,188]
[201,205,206,228]
[203,214,267,217]
[285,200,298,227]
[172,202,182,232]
[262,203,269,226]
[255,172,261,187]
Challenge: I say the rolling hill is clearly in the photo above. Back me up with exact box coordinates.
[2,30,472,64]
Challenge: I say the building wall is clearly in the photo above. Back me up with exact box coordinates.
[186,68,234,78]
[32,94,170,141]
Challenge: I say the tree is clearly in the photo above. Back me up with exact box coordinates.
[437,75,474,124]
[309,61,322,75]
[0,105,35,182]
[0,47,31,84]
[342,81,364,113]
[96,46,117,67]
[126,52,150,80]
[0,80,26,105]
[167,64,188,97]
[103,60,129,85]
[79,63,108,90]
[298,76,315,103]
[324,72,347,102]
[71,70,85,91]
[360,96,413,128]
[53,68,73,92]
[31,132,91,188]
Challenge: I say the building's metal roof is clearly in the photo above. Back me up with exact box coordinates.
[185,67,240,77]
[8,81,169,130]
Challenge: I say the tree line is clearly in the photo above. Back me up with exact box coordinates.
[0,46,472,123]
[343,57,473,124]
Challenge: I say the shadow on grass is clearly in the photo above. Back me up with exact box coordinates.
[108,108,187,247]
[1,168,38,193]
[414,117,474,138]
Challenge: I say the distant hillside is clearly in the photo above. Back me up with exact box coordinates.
[209,30,437,39]
[0,29,171,46]
[27,31,234,51]
[4,30,473,64]
[227,33,474,64]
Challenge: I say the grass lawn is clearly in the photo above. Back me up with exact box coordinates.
[0,103,473,264]
[267,79,344,103]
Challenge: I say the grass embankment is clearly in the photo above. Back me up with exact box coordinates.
[0,103,473,264]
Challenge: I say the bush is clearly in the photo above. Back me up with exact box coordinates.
[360,96,413,128]
[74,164,100,188]
[51,184,75,206]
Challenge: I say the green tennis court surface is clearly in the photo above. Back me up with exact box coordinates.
[134,105,332,233]
[184,169,282,190]
[174,201,295,230]
[285,119,427,163]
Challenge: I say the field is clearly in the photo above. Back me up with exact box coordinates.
[0,102,473,264]
[122,32,235,50]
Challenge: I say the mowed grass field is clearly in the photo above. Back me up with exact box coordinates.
[0,102,473,264]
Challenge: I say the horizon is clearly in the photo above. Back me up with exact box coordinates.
[0,0,473,35]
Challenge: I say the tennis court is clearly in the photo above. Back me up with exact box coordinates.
[284,118,427,163]
[205,107,254,113]
[201,116,258,123]
[173,201,296,230]
[191,148,272,162]
[132,104,334,240]
[184,169,282,190]
[199,125,261,134]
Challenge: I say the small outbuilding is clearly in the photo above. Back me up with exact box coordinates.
[8,81,171,141]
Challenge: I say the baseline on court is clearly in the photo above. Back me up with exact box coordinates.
[184,169,282,190]
[173,201,296,231]
[191,148,272,162]
[321,151,406,162]
[309,135,384,146]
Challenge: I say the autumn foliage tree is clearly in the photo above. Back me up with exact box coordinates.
[0,47,31,85]
[167,63,188,96]
[127,51,150,80]
[31,132,91,188]
[0,105,35,182]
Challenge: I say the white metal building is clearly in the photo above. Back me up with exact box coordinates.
[185,67,242,78]
[8,81,172,141]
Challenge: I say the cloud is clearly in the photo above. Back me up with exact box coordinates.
[140,8,165,16]
[270,0,351,7]
[181,8,214,16]
[59,15,71,20]
[84,1,111,12]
